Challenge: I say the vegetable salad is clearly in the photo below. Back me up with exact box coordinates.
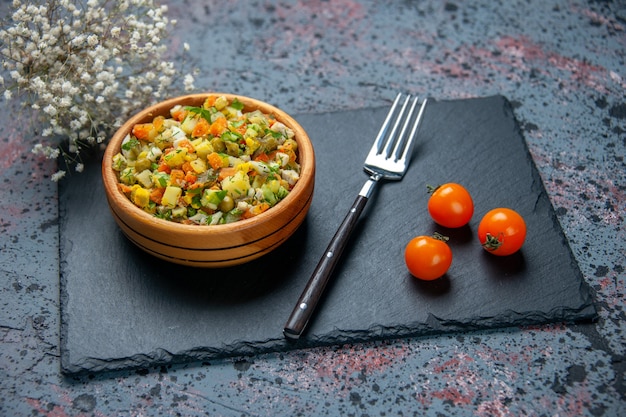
[112,95,301,225]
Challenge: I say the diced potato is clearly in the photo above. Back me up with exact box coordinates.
[221,171,250,199]
[194,140,213,160]
[112,153,127,171]
[247,111,267,126]
[172,206,187,219]
[281,169,300,186]
[120,167,136,185]
[135,169,153,188]
[244,137,260,155]
[236,162,251,173]
[164,148,188,168]
[244,127,259,139]
[190,158,207,174]
[275,152,290,167]
[161,186,182,208]
[131,186,151,208]
[181,117,198,135]
[147,146,162,162]
[214,95,228,110]
[154,132,174,150]
[173,126,187,141]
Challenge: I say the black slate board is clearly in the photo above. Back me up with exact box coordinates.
[59,96,597,375]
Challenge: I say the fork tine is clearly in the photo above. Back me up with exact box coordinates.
[381,94,413,158]
[390,95,420,161]
[372,93,403,154]
[398,97,428,164]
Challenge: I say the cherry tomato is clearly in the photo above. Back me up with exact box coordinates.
[427,183,474,228]
[404,234,452,280]
[477,208,527,256]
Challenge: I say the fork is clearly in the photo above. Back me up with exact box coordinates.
[283,93,429,340]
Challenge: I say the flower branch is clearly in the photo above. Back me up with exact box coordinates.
[0,0,196,180]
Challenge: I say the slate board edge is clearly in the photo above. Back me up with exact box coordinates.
[60,305,597,376]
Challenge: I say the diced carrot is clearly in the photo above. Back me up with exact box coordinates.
[242,203,270,219]
[157,159,171,173]
[258,202,270,213]
[192,118,210,137]
[204,95,217,108]
[218,166,237,181]
[118,184,133,195]
[177,139,196,154]
[184,171,197,184]
[149,188,164,204]
[254,152,270,162]
[209,117,228,136]
[132,123,153,140]
[207,152,225,170]
[189,181,206,190]
[181,161,194,173]
[152,115,165,131]
[170,169,185,186]
[171,108,188,122]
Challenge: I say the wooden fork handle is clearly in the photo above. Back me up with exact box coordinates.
[283,194,370,340]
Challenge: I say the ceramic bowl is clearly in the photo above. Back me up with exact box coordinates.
[102,93,315,268]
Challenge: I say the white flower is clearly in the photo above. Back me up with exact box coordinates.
[184,74,195,91]
[51,171,66,182]
[58,97,72,107]
[1,0,196,180]
[71,35,85,46]
[43,104,58,116]
[87,34,99,46]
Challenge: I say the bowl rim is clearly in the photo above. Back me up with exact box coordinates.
[102,92,315,235]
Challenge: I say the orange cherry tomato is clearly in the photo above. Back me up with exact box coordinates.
[477,208,527,256]
[427,183,474,228]
[404,234,452,281]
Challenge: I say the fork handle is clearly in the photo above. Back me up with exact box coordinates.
[284,182,376,340]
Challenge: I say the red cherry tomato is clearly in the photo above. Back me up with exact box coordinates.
[404,234,452,280]
[477,208,527,256]
[427,183,474,228]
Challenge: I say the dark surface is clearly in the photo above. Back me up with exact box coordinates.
[3,1,625,415]
[59,96,596,375]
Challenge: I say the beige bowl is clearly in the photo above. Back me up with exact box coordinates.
[102,93,315,268]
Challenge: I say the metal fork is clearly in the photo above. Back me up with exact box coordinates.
[283,93,429,340]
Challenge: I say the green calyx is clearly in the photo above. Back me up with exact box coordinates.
[482,233,503,251]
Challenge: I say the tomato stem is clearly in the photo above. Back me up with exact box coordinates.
[432,232,449,242]
[482,233,503,251]
[426,184,441,194]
